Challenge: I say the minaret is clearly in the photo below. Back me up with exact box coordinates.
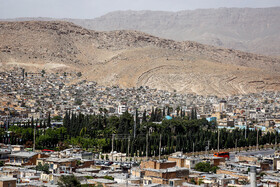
[250,166,257,187]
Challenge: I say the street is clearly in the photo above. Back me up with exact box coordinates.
[229,148,275,160]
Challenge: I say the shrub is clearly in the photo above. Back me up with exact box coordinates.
[194,162,219,173]
[104,176,114,180]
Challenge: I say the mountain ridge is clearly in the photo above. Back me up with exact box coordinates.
[83,7,280,56]
[1,21,280,96]
[1,7,280,56]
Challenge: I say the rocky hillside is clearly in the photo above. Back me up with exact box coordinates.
[69,7,280,57]
[2,7,280,56]
[1,21,280,96]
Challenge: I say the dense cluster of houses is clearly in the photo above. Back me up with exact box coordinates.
[1,68,280,136]
[0,143,280,186]
[2,69,280,186]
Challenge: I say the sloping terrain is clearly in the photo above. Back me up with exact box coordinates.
[2,7,280,56]
[69,8,280,57]
[1,21,280,96]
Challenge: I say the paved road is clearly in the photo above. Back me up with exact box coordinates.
[229,148,275,161]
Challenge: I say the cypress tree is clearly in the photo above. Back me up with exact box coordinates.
[149,107,155,122]
[136,109,140,134]
[176,107,180,117]
[157,108,162,122]
[167,107,170,116]
[31,117,34,128]
[191,109,194,120]
[47,113,51,128]
[142,110,147,123]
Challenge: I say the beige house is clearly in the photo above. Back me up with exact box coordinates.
[0,177,17,187]
[6,152,38,166]
[87,178,117,187]
[37,157,78,174]
[168,156,201,169]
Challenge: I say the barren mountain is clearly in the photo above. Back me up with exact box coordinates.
[2,8,280,56]
[68,8,280,57]
[1,21,280,96]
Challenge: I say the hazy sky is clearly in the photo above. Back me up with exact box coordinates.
[1,0,280,19]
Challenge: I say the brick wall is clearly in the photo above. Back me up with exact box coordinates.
[216,169,248,180]
[168,157,184,167]
[237,155,258,162]
[140,160,176,169]
[140,160,156,169]
[145,170,177,179]
[156,161,176,169]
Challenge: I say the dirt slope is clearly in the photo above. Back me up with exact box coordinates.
[1,21,280,96]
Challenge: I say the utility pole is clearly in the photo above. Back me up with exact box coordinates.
[134,110,137,138]
[207,140,210,156]
[33,125,36,152]
[127,136,130,158]
[275,129,277,150]
[112,134,115,153]
[112,134,115,161]
[245,119,247,139]
[218,128,220,153]
[256,129,259,150]
[159,134,162,161]
[245,127,247,139]
[146,133,149,161]
[192,142,195,156]
[235,139,238,153]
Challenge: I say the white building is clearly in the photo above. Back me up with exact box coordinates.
[118,105,127,115]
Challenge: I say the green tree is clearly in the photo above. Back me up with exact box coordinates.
[194,162,218,173]
[75,99,82,106]
[47,113,51,128]
[77,72,82,77]
[0,161,4,167]
[104,176,114,180]
[36,163,50,174]
[142,110,147,123]
[41,69,46,77]
[53,116,63,121]
[57,175,81,187]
